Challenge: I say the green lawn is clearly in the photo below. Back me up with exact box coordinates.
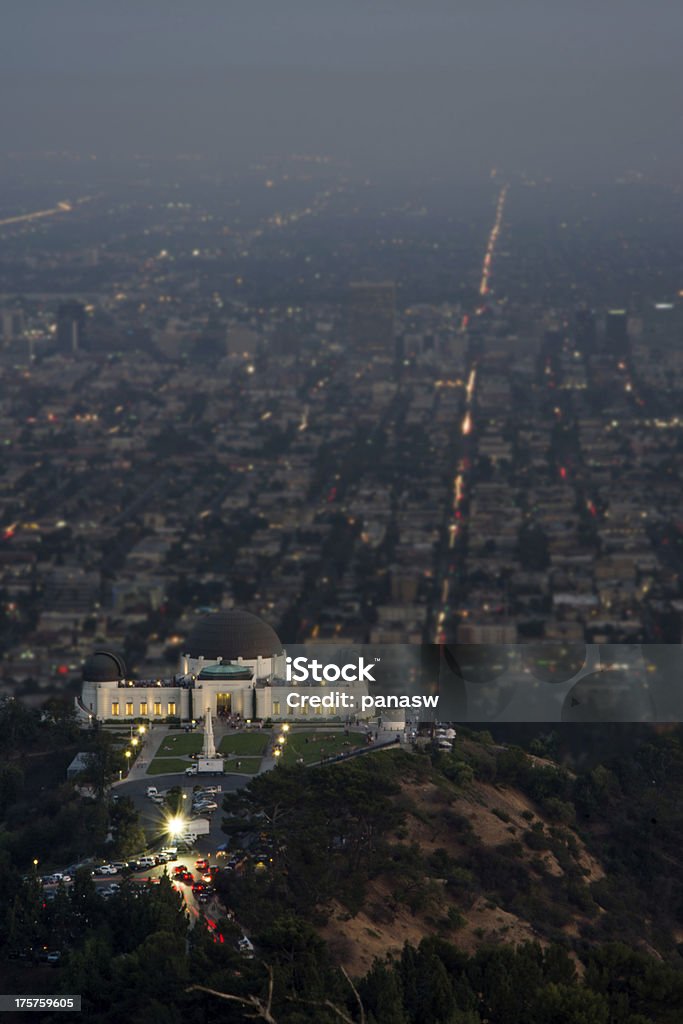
[223,757,262,775]
[279,731,365,766]
[155,734,203,757]
[219,732,269,756]
[147,758,191,776]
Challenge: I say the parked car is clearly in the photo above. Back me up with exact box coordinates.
[46,872,72,884]
[146,786,159,798]
[237,936,254,958]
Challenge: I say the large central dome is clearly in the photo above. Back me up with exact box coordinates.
[184,609,283,661]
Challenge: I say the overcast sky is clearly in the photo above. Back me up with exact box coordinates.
[1,0,681,181]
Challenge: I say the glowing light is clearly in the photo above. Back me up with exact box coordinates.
[465,369,476,405]
[167,815,187,837]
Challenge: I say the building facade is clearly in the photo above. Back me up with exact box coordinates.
[78,608,370,723]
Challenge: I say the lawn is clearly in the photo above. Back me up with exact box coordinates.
[279,731,365,766]
[155,734,203,757]
[147,757,191,776]
[219,732,269,756]
[223,757,262,775]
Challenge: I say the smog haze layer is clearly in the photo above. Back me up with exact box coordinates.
[1,0,682,183]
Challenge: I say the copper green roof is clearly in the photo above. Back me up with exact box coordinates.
[197,663,253,681]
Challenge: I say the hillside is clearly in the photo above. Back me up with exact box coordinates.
[221,728,683,978]
[319,751,606,975]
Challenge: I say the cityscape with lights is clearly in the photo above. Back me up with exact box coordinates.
[3,0,683,1018]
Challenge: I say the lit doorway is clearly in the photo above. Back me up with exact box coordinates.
[216,692,232,717]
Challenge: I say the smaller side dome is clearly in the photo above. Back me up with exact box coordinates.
[82,650,127,683]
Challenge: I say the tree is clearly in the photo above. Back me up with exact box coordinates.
[70,866,101,929]
[0,762,24,814]
[110,797,146,858]
[530,983,609,1024]
[81,735,117,802]
[40,696,80,742]
[361,961,408,1023]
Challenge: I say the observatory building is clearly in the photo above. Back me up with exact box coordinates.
[78,608,369,723]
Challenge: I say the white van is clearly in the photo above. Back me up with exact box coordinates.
[146,786,159,798]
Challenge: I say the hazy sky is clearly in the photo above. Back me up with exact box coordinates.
[1,0,681,181]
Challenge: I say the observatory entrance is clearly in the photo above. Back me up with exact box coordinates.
[216,692,232,716]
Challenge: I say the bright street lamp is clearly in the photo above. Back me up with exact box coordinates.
[167,814,187,838]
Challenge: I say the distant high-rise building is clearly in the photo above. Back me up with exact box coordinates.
[348,281,396,361]
[56,301,86,354]
[645,301,683,344]
[575,308,596,352]
[603,309,629,355]
[1,308,25,343]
